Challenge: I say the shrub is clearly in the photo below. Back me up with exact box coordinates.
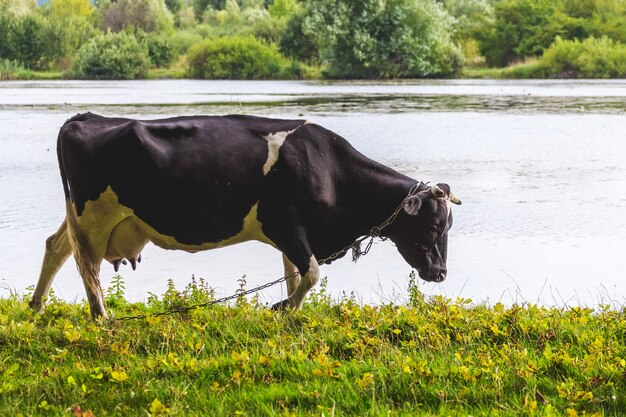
[71,31,150,79]
[0,12,60,69]
[540,36,626,78]
[187,36,287,79]
[302,0,463,78]
[139,32,175,67]
[477,0,564,67]
[168,30,203,55]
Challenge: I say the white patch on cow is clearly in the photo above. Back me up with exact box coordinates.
[263,128,297,175]
[76,187,276,263]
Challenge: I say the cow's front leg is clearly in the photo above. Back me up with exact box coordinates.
[30,220,72,312]
[286,254,319,310]
[271,234,319,310]
[282,253,301,297]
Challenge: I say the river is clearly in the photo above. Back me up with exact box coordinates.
[1,79,625,307]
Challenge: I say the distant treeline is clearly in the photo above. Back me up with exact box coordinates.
[1,0,625,80]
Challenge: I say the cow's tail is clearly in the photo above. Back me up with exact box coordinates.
[57,121,101,298]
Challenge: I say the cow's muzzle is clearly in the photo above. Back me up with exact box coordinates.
[417,268,447,283]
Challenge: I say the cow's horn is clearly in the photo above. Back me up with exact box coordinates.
[431,185,445,198]
[449,192,462,205]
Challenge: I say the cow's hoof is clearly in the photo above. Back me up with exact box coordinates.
[28,298,45,313]
[270,299,292,311]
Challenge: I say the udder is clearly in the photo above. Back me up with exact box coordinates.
[105,217,149,271]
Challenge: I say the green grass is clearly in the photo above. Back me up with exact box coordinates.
[0,59,63,81]
[462,59,546,79]
[1,275,624,416]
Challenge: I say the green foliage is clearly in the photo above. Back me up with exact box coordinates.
[302,0,463,78]
[444,0,494,38]
[168,29,203,55]
[0,11,64,69]
[0,0,36,15]
[163,0,185,14]
[71,31,150,79]
[139,31,175,67]
[201,0,286,43]
[1,277,626,415]
[477,0,563,67]
[105,274,127,308]
[477,0,626,67]
[280,7,318,62]
[0,59,26,80]
[98,0,174,33]
[540,36,626,78]
[187,36,287,79]
[44,0,98,67]
[268,0,296,19]
[191,0,226,18]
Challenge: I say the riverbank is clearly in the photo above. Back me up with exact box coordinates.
[0,276,622,416]
[0,61,581,81]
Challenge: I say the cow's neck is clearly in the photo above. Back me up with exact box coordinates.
[340,158,418,240]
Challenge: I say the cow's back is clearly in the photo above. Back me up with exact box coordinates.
[58,113,306,245]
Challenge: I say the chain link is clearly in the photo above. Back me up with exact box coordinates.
[113,182,421,321]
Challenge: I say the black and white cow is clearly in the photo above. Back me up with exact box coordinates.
[30,113,461,319]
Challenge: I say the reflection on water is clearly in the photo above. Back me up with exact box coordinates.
[1,80,625,307]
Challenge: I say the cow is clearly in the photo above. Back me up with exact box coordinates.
[29,113,461,319]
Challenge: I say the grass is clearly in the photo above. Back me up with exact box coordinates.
[462,59,546,79]
[1,274,625,416]
[0,59,63,81]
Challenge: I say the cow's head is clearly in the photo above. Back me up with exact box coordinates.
[390,183,461,283]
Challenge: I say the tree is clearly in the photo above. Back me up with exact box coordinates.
[45,0,96,64]
[164,0,185,14]
[302,0,463,78]
[98,0,174,33]
[0,0,36,15]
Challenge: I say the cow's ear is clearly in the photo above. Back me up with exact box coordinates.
[402,196,422,216]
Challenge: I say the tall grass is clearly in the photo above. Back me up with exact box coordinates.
[0,59,26,80]
[1,275,624,416]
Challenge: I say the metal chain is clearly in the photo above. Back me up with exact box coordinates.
[114,272,299,321]
[113,182,421,321]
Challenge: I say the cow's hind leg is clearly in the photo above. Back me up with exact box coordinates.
[76,258,107,320]
[65,205,110,320]
[30,220,72,312]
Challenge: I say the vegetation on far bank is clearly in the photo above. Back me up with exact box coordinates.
[1,0,626,81]
[1,274,625,416]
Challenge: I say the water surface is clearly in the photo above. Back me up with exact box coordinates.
[1,80,625,307]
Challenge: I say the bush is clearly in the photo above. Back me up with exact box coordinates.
[187,36,287,79]
[71,31,150,79]
[139,32,175,67]
[540,36,626,78]
[168,30,203,55]
[302,0,463,78]
[0,12,60,69]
